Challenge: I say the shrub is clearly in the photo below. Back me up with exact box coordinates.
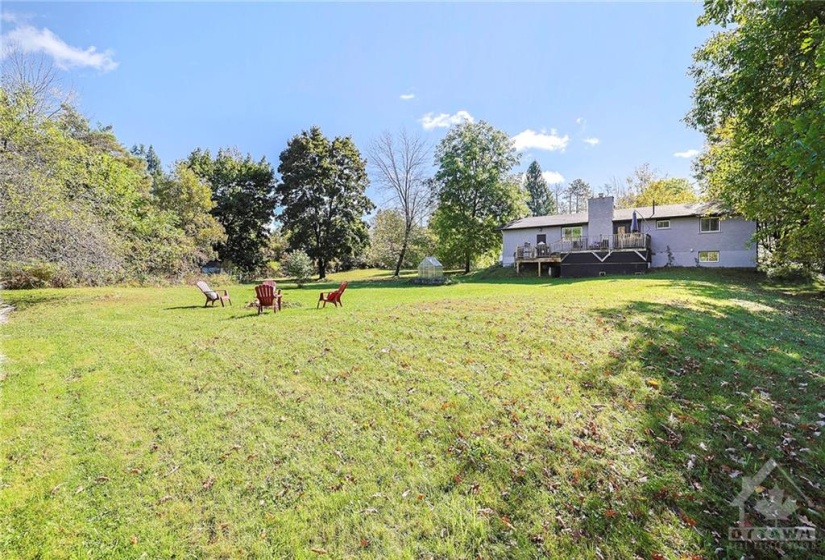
[0,261,71,289]
[282,250,315,287]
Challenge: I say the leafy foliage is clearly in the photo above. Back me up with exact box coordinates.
[153,162,226,264]
[1,74,189,284]
[187,148,277,274]
[523,160,555,216]
[277,126,374,279]
[282,249,315,287]
[367,209,435,269]
[688,1,825,271]
[430,121,525,272]
[634,178,698,207]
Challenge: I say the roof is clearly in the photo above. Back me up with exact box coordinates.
[419,256,442,267]
[500,201,729,231]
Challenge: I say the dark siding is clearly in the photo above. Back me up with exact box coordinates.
[557,250,650,278]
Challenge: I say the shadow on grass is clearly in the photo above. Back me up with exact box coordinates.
[584,286,824,557]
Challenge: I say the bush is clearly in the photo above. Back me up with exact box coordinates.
[282,250,315,287]
[0,261,72,289]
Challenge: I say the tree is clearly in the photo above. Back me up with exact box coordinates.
[634,178,698,207]
[1,53,200,285]
[367,209,435,269]
[277,126,374,279]
[153,162,226,264]
[523,161,555,216]
[430,120,525,273]
[368,129,431,276]
[565,179,592,213]
[186,148,277,274]
[688,1,825,271]
[282,250,315,287]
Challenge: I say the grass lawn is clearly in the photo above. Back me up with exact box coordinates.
[1,268,823,559]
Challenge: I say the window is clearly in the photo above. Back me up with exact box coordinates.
[700,218,720,233]
[699,251,719,263]
[562,226,583,239]
[536,234,546,244]
[656,220,671,230]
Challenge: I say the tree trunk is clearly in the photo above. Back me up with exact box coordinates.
[464,253,471,274]
[318,259,326,280]
[394,225,411,277]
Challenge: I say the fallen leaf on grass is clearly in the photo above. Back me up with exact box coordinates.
[646,379,661,389]
[95,476,110,484]
[499,515,515,530]
[310,548,328,555]
[202,476,216,489]
[605,509,619,518]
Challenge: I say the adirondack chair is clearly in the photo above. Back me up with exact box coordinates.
[255,284,282,314]
[317,281,348,308]
[196,281,231,308]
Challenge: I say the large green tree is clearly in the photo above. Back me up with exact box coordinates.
[524,160,555,216]
[430,121,525,273]
[153,162,226,264]
[277,126,374,279]
[187,148,277,273]
[634,178,698,207]
[688,1,825,271]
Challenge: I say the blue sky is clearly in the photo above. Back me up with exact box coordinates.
[2,2,710,200]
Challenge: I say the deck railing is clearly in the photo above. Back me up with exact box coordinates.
[515,233,650,260]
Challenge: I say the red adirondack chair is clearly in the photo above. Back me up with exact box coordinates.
[317,281,348,308]
[196,281,231,307]
[255,284,282,314]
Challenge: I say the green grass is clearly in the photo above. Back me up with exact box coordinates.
[1,268,823,559]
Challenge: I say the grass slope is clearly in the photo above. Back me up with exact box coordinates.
[1,269,823,559]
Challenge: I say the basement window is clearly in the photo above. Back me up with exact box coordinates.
[656,220,671,230]
[699,251,720,263]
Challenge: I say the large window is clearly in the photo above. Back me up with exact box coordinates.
[656,220,671,230]
[536,234,546,244]
[700,217,720,233]
[699,251,720,263]
[562,226,583,239]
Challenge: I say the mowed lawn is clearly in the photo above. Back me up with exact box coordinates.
[1,269,823,559]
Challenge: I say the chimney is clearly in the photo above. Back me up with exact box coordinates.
[588,195,614,243]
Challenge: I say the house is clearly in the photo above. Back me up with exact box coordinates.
[500,195,757,277]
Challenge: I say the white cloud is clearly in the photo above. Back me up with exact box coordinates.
[576,117,585,125]
[511,129,569,152]
[542,171,565,184]
[399,93,415,101]
[419,110,474,130]
[1,24,118,72]
[583,137,600,146]
[674,149,700,158]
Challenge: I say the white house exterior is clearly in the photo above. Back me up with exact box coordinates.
[500,196,757,277]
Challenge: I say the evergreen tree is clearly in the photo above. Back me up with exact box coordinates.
[523,160,555,216]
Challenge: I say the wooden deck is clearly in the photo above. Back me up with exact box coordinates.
[514,234,651,276]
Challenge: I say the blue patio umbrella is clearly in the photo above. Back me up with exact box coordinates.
[630,210,639,233]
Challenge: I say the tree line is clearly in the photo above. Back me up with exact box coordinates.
[4,0,824,289]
